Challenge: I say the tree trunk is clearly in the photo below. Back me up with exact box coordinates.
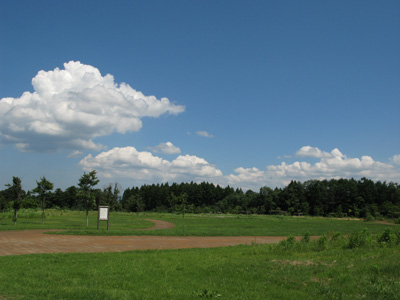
[42,199,45,224]
[14,209,17,225]
[86,209,89,227]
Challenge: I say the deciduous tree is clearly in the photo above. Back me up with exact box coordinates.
[32,177,54,224]
[78,170,99,227]
[5,177,23,225]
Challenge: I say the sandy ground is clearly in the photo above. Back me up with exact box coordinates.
[0,219,291,256]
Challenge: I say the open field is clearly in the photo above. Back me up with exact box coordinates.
[1,209,399,236]
[1,232,400,300]
[0,209,153,232]
[1,210,400,299]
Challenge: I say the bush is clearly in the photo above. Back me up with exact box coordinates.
[364,212,375,222]
[21,198,39,209]
[302,232,310,244]
[347,228,370,249]
[317,234,328,250]
[329,231,342,241]
[377,228,395,246]
[278,235,296,250]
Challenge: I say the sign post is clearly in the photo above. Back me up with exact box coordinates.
[97,206,109,230]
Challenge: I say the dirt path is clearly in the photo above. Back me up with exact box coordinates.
[0,219,288,256]
[136,218,176,230]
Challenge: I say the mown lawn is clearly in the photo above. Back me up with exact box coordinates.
[1,209,399,236]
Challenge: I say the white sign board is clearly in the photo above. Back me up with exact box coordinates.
[99,206,109,221]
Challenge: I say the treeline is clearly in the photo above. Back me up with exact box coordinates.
[1,177,400,219]
[0,181,122,212]
[121,178,400,219]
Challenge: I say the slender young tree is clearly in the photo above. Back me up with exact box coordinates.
[5,176,23,225]
[33,177,54,224]
[78,170,99,227]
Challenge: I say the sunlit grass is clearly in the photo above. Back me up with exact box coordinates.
[1,209,399,236]
[0,209,152,232]
[1,229,399,299]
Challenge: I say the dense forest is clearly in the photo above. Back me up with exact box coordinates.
[1,175,400,220]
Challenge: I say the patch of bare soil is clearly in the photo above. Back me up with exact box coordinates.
[271,259,337,267]
[0,219,288,256]
[137,219,176,230]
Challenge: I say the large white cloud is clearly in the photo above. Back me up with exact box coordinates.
[0,61,185,152]
[79,145,400,190]
[79,146,223,183]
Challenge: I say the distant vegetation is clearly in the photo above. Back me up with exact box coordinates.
[1,174,399,221]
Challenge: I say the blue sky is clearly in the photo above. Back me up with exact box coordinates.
[1,0,399,192]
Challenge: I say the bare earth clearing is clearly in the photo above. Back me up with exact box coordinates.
[0,219,290,256]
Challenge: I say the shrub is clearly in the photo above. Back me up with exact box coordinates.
[302,232,310,244]
[317,234,328,250]
[329,231,342,241]
[378,228,395,246]
[278,235,296,250]
[347,228,370,249]
[364,212,375,222]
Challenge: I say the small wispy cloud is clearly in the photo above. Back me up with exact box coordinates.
[68,150,84,158]
[196,131,214,138]
[277,155,292,160]
[148,142,181,155]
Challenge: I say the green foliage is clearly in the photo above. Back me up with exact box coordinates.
[317,234,328,250]
[377,228,399,247]
[278,235,297,250]
[4,176,24,224]
[32,176,54,224]
[78,170,99,227]
[364,212,376,222]
[21,197,39,209]
[302,232,310,244]
[2,177,399,221]
[347,228,371,249]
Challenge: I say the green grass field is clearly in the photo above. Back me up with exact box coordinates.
[1,209,399,236]
[1,209,400,299]
[1,232,400,299]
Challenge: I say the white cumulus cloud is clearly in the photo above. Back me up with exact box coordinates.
[296,146,332,158]
[148,142,181,155]
[79,146,222,183]
[77,144,399,190]
[392,154,400,165]
[226,146,400,190]
[0,61,185,152]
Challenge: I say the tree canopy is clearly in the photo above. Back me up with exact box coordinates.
[1,176,399,220]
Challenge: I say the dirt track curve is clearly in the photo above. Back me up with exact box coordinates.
[0,219,289,256]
